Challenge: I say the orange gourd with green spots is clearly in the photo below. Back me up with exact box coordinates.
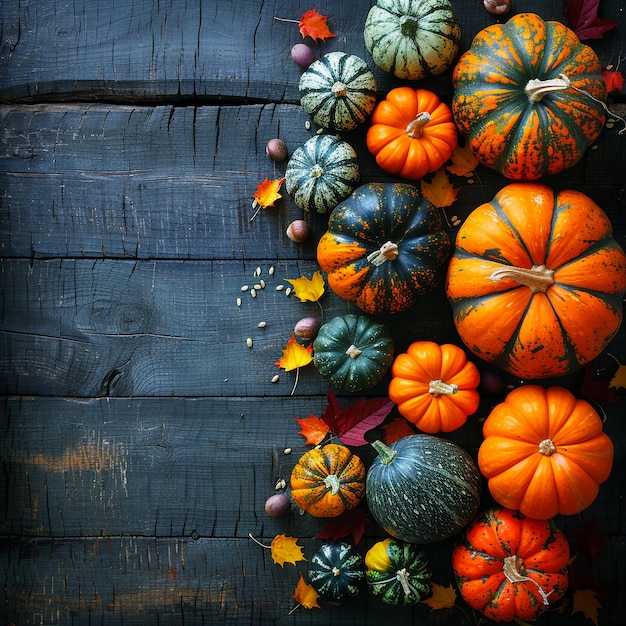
[452,507,569,622]
[317,182,450,315]
[452,12,607,180]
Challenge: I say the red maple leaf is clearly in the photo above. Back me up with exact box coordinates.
[299,8,336,42]
[562,0,617,40]
[602,67,624,93]
[294,414,329,446]
[579,363,620,402]
[315,508,369,545]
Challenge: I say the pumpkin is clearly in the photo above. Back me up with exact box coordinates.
[317,182,451,314]
[478,385,614,520]
[452,507,570,622]
[366,435,482,544]
[365,538,432,606]
[446,183,626,379]
[290,443,366,518]
[285,134,360,214]
[308,541,364,602]
[388,341,480,434]
[313,314,394,393]
[364,0,461,80]
[452,12,607,180]
[299,51,377,132]
[366,87,458,180]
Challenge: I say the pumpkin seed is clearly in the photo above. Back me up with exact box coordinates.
[275,284,285,291]
[254,266,261,277]
[259,279,266,288]
[241,285,249,292]
[271,374,279,383]
[275,478,286,491]
[254,283,262,290]
[285,287,292,296]
[258,321,267,328]
[246,338,253,348]
[236,297,242,307]
[269,266,275,275]
[305,120,311,130]
[283,448,292,455]
[250,288,257,297]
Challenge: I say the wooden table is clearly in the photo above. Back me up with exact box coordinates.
[1,1,624,624]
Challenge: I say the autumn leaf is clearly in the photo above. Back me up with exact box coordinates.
[382,416,416,444]
[315,508,369,545]
[251,177,285,221]
[285,271,325,304]
[609,364,626,390]
[420,168,460,208]
[299,8,335,42]
[270,534,307,567]
[562,0,617,40]
[292,573,321,611]
[602,67,625,93]
[446,145,479,177]
[421,583,457,609]
[276,334,314,394]
[572,589,602,625]
[295,414,330,445]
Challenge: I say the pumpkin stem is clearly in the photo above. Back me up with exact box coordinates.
[324,473,342,495]
[525,73,571,102]
[371,439,398,465]
[487,264,555,293]
[405,112,431,138]
[310,164,324,179]
[399,14,420,37]
[429,379,459,396]
[332,81,348,98]
[367,241,400,266]
[538,438,557,456]
[503,555,552,606]
[332,566,341,577]
[345,344,363,359]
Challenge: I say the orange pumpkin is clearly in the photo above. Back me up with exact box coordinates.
[366,87,458,180]
[388,341,480,434]
[446,183,626,379]
[290,443,366,518]
[478,385,614,519]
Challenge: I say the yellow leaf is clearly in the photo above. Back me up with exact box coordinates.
[270,534,307,567]
[292,573,321,609]
[420,169,460,208]
[572,589,602,626]
[285,271,325,303]
[253,177,285,208]
[446,145,479,177]
[275,334,314,372]
[421,583,457,610]
[609,364,626,390]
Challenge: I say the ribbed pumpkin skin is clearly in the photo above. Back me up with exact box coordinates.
[446,183,626,379]
[452,12,606,180]
[290,444,366,518]
[299,51,377,131]
[366,435,482,544]
[309,542,364,601]
[364,0,461,80]
[365,538,432,605]
[285,134,360,214]
[452,508,569,622]
[478,385,614,519]
[317,182,451,314]
[313,314,394,393]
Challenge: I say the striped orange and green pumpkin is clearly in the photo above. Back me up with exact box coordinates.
[299,51,377,132]
[317,182,450,315]
[451,12,607,180]
[445,183,626,379]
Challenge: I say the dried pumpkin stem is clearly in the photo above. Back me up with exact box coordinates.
[310,164,324,178]
[429,379,459,396]
[367,241,400,266]
[332,81,348,98]
[399,14,420,37]
[538,438,557,455]
[346,344,363,359]
[487,264,555,293]
[405,112,431,138]
[371,439,398,465]
[369,568,420,599]
[525,73,571,102]
[324,473,341,495]
[503,555,552,606]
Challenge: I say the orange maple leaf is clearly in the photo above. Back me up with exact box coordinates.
[270,534,307,567]
[251,177,285,220]
[572,589,602,626]
[295,414,330,445]
[446,145,479,177]
[285,271,325,303]
[292,573,321,610]
[299,8,335,42]
[601,67,624,93]
[382,416,416,445]
[421,583,457,610]
[420,169,460,208]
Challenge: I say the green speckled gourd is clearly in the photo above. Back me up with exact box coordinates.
[366,435,481,544]
[285,134,360,214]
[364,0,461,80]
[313,314,394,393]
[299,51,377,131]
[365,538,432,606]
[308,541,364,602]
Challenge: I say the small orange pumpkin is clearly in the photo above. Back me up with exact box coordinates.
[366,87,458,180]
[388,341,480,434]
[478,385,614,519]
[290,443,366,518]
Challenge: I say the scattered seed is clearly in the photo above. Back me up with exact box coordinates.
[254,283,262,290]
[224,378,228,382]
[275,284,285,291]
[275,478,287,491]
[236,297,242,307]
[316,127,324,135]
[259,279,266,288]
[269,266,275,275]
[305,120,311,130]
[590,144,599,150]
[258,321,267,328]
[254,266,262,277]
[271,374,280,383]
[606,120,615,129]
[285,287,292,297]
[453,218,462,227]
[241,285,249,292]
[283,448,292,455]
[250,288,257,297]
[246,338,253,348]
[451,215,458,222]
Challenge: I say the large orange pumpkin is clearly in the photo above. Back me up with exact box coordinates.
[445,182,626,379]
[478,385,614,519]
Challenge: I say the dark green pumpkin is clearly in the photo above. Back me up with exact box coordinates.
[313,314,394,393]
[366,435,481,544]
[316,182,450,314]
[365,538,432,606]
[308,541,364,602]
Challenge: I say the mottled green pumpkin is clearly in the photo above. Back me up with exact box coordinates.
[309,541,365,602]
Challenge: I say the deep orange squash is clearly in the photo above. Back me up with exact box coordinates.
[478,385,614,519]
[366,87,458,180]
[388,341,480,434]
[445,183,626,379]
[452,507,569,622]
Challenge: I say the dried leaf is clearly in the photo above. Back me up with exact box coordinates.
[285,271,325,303]
[299,8,335,42]
[292,573,321,610]
[271,534,307,567]
[602,67,625,93]
[446,145,479,177]
[295,414,330,445]
[382,416,416,444]
[315,508,369,545]
[275,335,314,372]
[420,169,460,208]
[579,363,620,402]
[421,583,457,610]
[572,589,602,625]
[562,0,617,40]
[608,364,626,390]
[252,177,284,209]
